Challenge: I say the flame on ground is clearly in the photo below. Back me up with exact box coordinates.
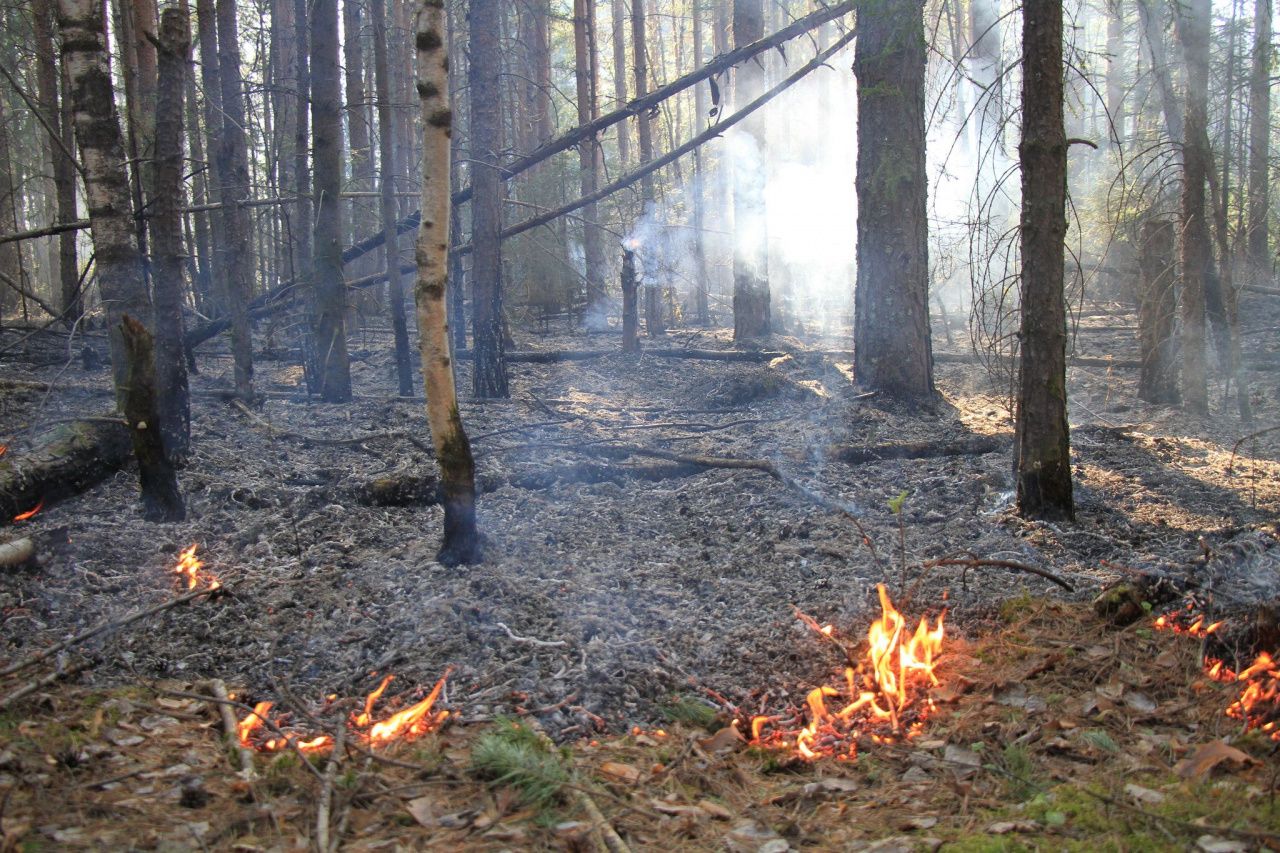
[173,545,220,590]
[235,669,452,754]
[1155,609,1280,741]
[13,498,43,522]
[750,584,945,760]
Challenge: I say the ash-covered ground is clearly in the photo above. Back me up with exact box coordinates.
[1,303,1278,738]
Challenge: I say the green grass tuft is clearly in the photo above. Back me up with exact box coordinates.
[470,720,570,809]
[660,696,719,730]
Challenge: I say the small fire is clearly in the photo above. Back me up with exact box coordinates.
[235,668,452,754]
[0,445,7,457]
[1155,609,1280,741]
[750,584,945,760]
[173,544,219,590]
[13,498,43,522]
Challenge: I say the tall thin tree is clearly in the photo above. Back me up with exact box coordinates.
[731,0,769,341]
[1247,0,1272,286]
[1177,0,1210,415]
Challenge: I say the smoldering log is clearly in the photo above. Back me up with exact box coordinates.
[0,419,133,524]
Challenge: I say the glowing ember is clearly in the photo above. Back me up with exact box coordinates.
[173,544,219,590]
[234,668,453,754]
[0,445,7,457]
[13,498,43,522]
[1155,611,1280,741]
[750,584,945,760]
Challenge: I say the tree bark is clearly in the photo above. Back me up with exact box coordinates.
[414,0,480,565]
[731,0,769,341]
[343,0,376,291]
[152,6,192,460]
[633,0,664,336]
[56,0,152,405]
[611,0,630,169]
[1014,0,1074,520]
[1137,218,1179,404]
[372,0,413,396]
[1105,0,1126,145]
[1136,0,1183,145]
[32,0,82,326]
[0,96,22,324]
[691,0,709,325]
[469,0,509,398]
[1247,0,1272,285]
[195,0,228,316]
[0,420,133,526]
[311,0,353,402]
[621,246,639,352]
[215,0,256,402]
[1177,0,1210,415]
[121,315,184,521]
[853,0,934,399]
[573,0,607,319]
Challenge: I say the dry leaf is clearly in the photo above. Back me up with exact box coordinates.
[1196,836,1248,852]
[599,761,642,784]
[698,722,745,754]
[1122,690,1157,714]
[698,800,732,819]
[986,820,1037,834]
[1124,783,1166,805]
[651,799,705,818]
[1175,741,1253,780]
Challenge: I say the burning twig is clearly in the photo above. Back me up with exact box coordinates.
[496,621,569,648]
[206,679,257,777]
[0,583,221,679]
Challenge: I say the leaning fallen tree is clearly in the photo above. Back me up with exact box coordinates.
[0,419,133,524]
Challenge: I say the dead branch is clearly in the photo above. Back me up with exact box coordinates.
[829,435,1010,464]
[922,555,1075,592]
[0,661,87,710]
[576,787,632,853]
[1228,424,1280,471]
[496,621,569,648]
[0,585,222,678]
[316,725,346,853]
[0,537,35,569]
[206,678,257,777]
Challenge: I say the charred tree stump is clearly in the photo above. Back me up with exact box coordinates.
[1137,218,1180,404]
[121,316,185,521]
[621,247,639,354]
[0,420,133,525]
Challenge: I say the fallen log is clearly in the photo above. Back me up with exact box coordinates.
[0,419,133,525]
[828,435,1010,464]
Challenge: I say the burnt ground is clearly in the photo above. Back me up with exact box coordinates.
[0,297,1279,848]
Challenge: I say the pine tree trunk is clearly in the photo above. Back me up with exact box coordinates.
[691,0,709,325]
[32,0,81,326]
[215,0,256,402]
[152,6,192,461]
[573,0,606,319]
[731,0,768,342]
[621,246,639,352]
[343,0,375,270]
[56,0,152,404]
[373,0,414,396]
[632,0,664,336]
[414,0,480,566]
[0,99,21,323]
[121,315,184,521]
[1105,0,1126,145]
[1014,0,1074,520]
[611,0,630,169]
[1137,0,1183,144]
[1137,218,1179,403]
[469,0,509,398]
[185,72,214,317]
[1247,0,1272,284]
[853,0,934,398]
[1177,0,1210,415]
[311,0,353,401]
[195,0,227,314]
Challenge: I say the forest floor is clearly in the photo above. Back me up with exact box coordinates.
[0,294,1278,850]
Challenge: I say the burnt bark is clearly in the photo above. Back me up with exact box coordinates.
[151,7,192,460]
[469,0,509,398]
[311,0,353,401]
[621,247,639,353]
[1177,0,1210,415]
[0,420,133,526]
[1014,0,1074,520]
[573,0,606,316]
[1137,218,1179,404]
[731,0,769,341]
[853,0,934,399]
[121,316,184,521]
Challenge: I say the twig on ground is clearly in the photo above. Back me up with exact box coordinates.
[0,661,87,710]
[496,621,569,648]
[1228,424,1280,471]
[0,585,222,678]
[576,787,632,853]
[316,725,346,853]
[923,555,1075,592]
[206,678,257,777]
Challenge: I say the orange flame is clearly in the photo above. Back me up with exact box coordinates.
[232,669,454,754]
[13,498,43,522]
[0,445,7,457]
[751,584,945,760]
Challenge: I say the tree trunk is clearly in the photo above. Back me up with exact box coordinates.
[215,0,256,402]
[1247,0,1272,285]
[414,0,480,566]
[0,98,22,324]
[1014,0,1074,520]
[56,0,152,405]
[621,246,639,352]
[1106,0,1126,145]
[611,0,630,169]
[372,0,413,396]
[292,0,314,293]
[731,0,768,341]
[573,0,606,319]
[1136,0,1183,145]
[311,0,353,402]
[633,0,663,336]
[691,0,709,325]
[1137,218,1179,403]
[469,0,509,398]
[195,0,228,315]
[121,315,184,521]
[185,70,214,318]
[1177,0,1210,415]
[343,0,375,286]
[853,0,934,398]
[32,0,81,326]
[152,6,192,461]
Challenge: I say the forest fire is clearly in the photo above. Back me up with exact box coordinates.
[173,544,219,590]
[749,585,945,760]
[234,669,452,754]
[12,499,43,522]
[1154,609,1280,741]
